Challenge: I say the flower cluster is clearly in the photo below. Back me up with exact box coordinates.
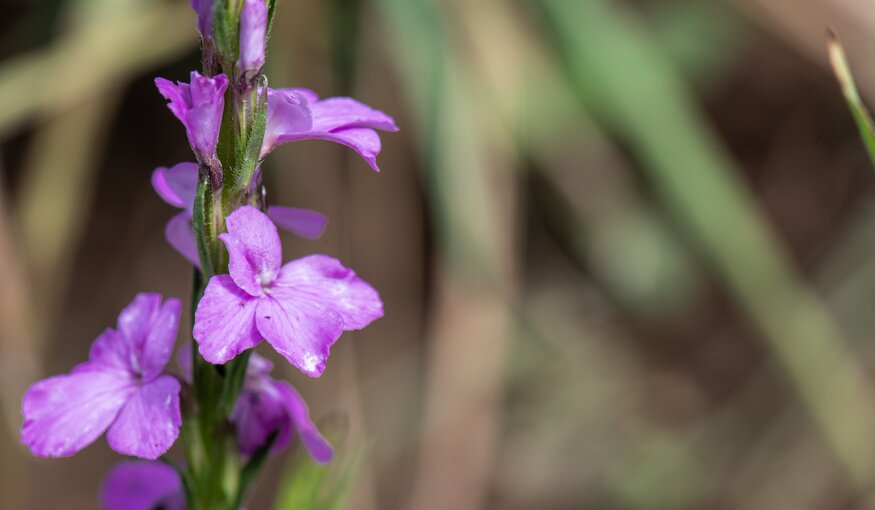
[20,1,396,508]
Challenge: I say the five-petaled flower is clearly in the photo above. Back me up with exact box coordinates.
[152,162,328,267]
[193,206,383,376]
[263,88,399,172]
[21,294,183,460]
[155,72,229,169]
[231,353,333,461]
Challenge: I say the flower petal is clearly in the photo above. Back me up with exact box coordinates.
[88,328,132,373]
[231,378,287,456]
[155,73,228,161]
[275,254,383,330]
[100,461,185,510]
[154,78,191,124]
[193,275,262,364]
[141,297,183,380]
[275,127,385,172]
[176,342,193,384]
[310,97,399,133]
[151,162,199,212]
[165,212,201,268]
[21,366,133,457]
[220,206,283,296]
[273,380,334,463]
[116,293,162,348]
[263,88,313,157]
[106,375,181,460]
[112,294,182,380]
[262,90,397,171]
[255,289,344,377]
[267,206,328,240]
[247,351,274,377]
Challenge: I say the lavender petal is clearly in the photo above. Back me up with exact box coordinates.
[220,206,283,296]
[100,461,185,510]
[106,375,182,460]
[165,212,201,268]
[193,275,263,364]
[267,206,328,240]
[21,366,133,458]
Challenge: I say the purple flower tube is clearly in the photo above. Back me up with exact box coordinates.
[155,72,229,171]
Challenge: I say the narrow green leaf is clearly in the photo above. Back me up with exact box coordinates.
[320,448,365,510]
[231,431,277,510]
[828,32,875,167]
[161,456,198,510]
[277,426,366,510]
[220,348,252,415]
[267,0,278,35]
[212,0,239,64]
[278,456,328,510]
[192,174,217,278]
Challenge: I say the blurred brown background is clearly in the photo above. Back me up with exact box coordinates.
[5,0,875,508]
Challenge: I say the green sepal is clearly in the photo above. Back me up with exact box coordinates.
[212,0,240,66]
[267,0,278,35]
[161,456,199,510]
[220,348,252,416]
[192,174,218,278]
[231,431,277,509]
[277,425,366,510]
[828,33,875,168]
[229,86,268,196]
[216,94,240,180]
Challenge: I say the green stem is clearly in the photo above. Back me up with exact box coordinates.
[230,433,278,510]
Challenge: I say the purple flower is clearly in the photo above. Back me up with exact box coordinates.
[190,0,213,39]
[152,162,328,267]
[262,88,399,172]
[193,206,383,376]
[231,354,333,462]
[101,461,185,510]
[237,0,267,76]
[155,72,229,166]
[21,294,182,460]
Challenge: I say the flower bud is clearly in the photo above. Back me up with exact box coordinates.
[190,0,214,40]
[155,72,229,170]
[237,0,268,78]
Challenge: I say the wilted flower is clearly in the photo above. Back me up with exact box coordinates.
[193,206,383,376]
[262,88,399,172]
[21,294,182,460]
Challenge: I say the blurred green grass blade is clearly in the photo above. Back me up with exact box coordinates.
[277,435,365,510]
[827,33,875,167]
[376,2,517,510]
[537,0,875,491]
